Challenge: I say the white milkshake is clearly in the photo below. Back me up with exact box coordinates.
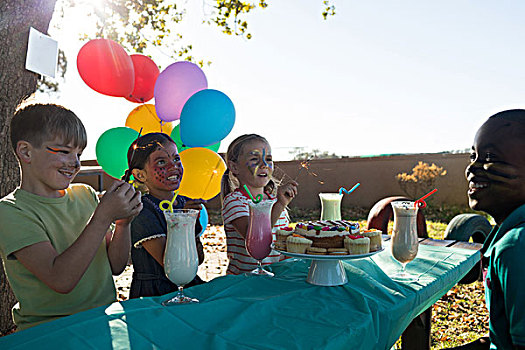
[164,210,199,287]
[319,193,343,220]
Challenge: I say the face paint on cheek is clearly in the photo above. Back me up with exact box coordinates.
[153,166,169,185]
[262,148,269,167]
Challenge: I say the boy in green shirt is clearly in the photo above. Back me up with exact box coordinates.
[0,104,142,331]
[453,110,525,349]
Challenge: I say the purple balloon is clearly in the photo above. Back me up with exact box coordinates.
[154,61,208,122]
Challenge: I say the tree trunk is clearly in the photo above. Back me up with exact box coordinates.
[0,0,57,336]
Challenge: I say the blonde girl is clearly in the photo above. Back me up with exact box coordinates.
[221,134,298,275]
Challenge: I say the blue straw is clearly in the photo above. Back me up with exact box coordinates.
[339,183,360,195]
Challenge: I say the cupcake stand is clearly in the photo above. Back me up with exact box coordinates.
[277,249,383,286]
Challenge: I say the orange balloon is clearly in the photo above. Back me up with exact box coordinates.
[178,148,226,200]
[125,104,173,135]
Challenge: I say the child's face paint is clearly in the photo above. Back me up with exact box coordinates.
[466,117,525,224]
[235,140,273,190]
[143,142,183,196]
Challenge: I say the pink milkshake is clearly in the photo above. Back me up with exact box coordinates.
[245,199,275,276]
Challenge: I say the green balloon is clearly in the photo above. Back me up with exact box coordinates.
[96,127,139,179]
[171,124,220,153]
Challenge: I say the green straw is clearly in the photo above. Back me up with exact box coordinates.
[243,185,263,203]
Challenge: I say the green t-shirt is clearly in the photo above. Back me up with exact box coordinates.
[482,204,525,349]
[0,184,116,331]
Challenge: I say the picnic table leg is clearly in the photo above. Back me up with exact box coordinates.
[401,307,431,350]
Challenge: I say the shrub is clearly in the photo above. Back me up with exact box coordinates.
[396,161,447,199]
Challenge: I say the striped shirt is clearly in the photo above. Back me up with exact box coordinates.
[222,189,289,275]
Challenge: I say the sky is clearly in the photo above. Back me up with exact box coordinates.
[36,0,525,161]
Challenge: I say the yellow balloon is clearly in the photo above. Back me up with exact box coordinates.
[125,104,174,135]
[178,148,226,200]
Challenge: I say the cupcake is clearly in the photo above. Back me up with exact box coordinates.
[286,234,313,254]
[361,229,382,251]
[275,227,294,250]
[344,235,370,255]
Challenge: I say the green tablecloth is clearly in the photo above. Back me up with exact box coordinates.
[0,244,479,350]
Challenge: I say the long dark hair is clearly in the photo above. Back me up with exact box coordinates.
[220,133,276,204]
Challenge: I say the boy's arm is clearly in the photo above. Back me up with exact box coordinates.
[105,220,132,275]
[13,181,142,294]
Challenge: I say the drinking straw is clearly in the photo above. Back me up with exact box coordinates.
[243,185,263,203]
[414,188,438,208]
[339,183,360,195]
[159,190,180,212]
[123,127,143,182]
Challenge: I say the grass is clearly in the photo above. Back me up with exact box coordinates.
[208,205,489,349]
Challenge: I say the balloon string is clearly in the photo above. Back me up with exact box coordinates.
[339,183,360,195]
[243,185,262,204]
[414,188,438,208]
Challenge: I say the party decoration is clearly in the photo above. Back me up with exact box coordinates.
[126,54,160,103]
[96,127,139,179]
[154,61,208,122]
[339,183,360,195]
[180,89,235,147]
[198,204,208,237]
[159,191,180,213]
[77,39,134,97]
[178,148,226,200]
[170,124,220,152]
[125,104,173,135]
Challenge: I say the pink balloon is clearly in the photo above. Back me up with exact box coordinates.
[154,61,208,122]
[77,39,134,97]
[125,55,160,103]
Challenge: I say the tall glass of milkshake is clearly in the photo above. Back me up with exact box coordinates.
[162,209,200,305]
[319,193,343,220]
[245,200,275,276]
[390,201,419,281]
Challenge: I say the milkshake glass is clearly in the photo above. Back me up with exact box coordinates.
[319,193,343,220]
[245,199,274,276]
[390,201,419,281]
[162,209,200,305]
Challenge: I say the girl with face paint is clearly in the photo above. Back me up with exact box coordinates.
[125,133,206,298]
[220,134,298,275]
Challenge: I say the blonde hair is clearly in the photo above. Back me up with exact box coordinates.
[220,134,277,204]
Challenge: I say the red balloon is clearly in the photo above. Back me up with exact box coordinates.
[77,39,134,97]
[125,55,160,103]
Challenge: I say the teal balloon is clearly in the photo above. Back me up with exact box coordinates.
[180,89,235,147]
[171,124,220,152]
[96,127,139,179]
[198,204,208,237]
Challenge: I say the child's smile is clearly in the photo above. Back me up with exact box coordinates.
[21,138,83,197]
[466,118,525,223]
[143,143,183,196]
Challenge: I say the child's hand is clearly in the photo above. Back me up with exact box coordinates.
[276,180,298,206]
[97,180,143,224]
[183,199,206,211]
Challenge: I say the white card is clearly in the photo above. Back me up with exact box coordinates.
[25,27,58,78]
